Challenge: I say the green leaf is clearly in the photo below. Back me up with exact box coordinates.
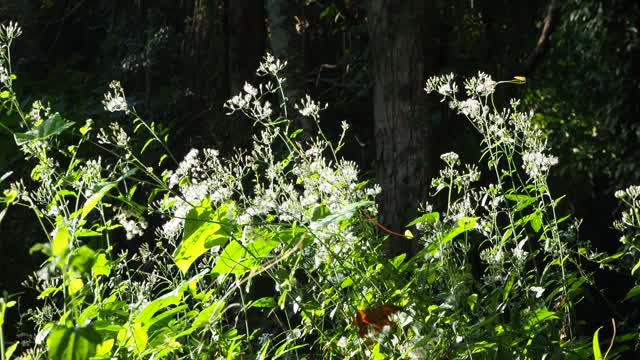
[249,297,276,308]
[593,327,603,360]
[530,212,542,233]
[623,285,640,302]
[47,324,101,360]
[527,307,559,327]
[14,113,75,146]
[632,259,640,275]
[310,201,373,230]
[467,293,478,311]
[0,90,10,99]
[211,232,280,276]
[80,182,117,221]
[406,212,440,227]
[173,199,234,274]
[5,341,18,359]
[52,221,71,257]
[134,271,205,329]
[70,246,96,273]
[92,253,112,278]
[289,128,303,139]
[503,275,514,301]
[390,253,406,268]
[192,300,225,329]
[442,217,477,244]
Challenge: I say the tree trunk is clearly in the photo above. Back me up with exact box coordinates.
[368,0,433,256]
[226,0,266,95]
[265,0,311,131]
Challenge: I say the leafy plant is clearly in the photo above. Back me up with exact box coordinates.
[0,20,614,359]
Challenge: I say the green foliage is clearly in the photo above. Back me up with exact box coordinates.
[1,21,638,359]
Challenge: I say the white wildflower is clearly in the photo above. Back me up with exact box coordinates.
[243,82,258,97]
[102,80,129,113]
[115,208,148,240]
[457,98,482,119]
[530,286,545,299]
[296,95,326,118]
[521,151,558,179]
[440,152,460,167]
[465,72,496,96]
[0,65,8,85]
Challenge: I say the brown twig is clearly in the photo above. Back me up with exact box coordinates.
[522,0,559,77]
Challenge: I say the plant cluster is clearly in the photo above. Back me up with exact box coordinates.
[0,21,635,359]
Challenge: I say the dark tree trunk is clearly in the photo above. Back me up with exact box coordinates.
[368,0,433,256]
[226,0,266,95]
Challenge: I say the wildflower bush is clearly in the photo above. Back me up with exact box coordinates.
[0,21,631,359]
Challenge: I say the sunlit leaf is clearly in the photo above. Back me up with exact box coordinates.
[14,113,75,146]
[80,182,117,221]
[173,198,234,274]
[47,324,101,360]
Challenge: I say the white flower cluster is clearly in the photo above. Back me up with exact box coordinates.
[224,82,274,122]
[0,21,22,42]
[256,53,287,77]
[0,64,8,85]
[27,100,50,124]
[424,73,457,100]
[615,185,640,201]
[295,94,327,118]
[159,147,241,240]
[463,72,496,97]
[115,207,148,240]
[102,80,129,113]
[97,122,130,148]
[521,151,558,179]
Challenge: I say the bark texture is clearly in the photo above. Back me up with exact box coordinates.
[226,0,266,95]
[368,0,432,256]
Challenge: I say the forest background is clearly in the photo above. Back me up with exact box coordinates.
[0,0,639,358]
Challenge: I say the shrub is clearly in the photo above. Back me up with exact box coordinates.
[0,22,613,359]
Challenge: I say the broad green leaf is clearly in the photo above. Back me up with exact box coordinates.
[70,246,96,273]
[92,253,112,278]
[14,113,75,146]
[95,338,114,357]
[340,276,354,288]
[623,285,640,301]
[80,182,117,221]
[530,212,542,233]
[75,229,102,237]
[211,233,279,276]
[173,199,234,274]
[390,253,406,268]
[599,251,624,264]
[52,222,71,257]
[593,327,603,360]
[371,343,384,360]
[505,193,536,211]
[406,212,439,227]
[310,201,373,230]
[249,297,276,308]
[135,271,205,327]
[527,307,559,327]
[47,324,101,360]
[68,278,84,295]
[192,300,225,329]
[442,217,477,244]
